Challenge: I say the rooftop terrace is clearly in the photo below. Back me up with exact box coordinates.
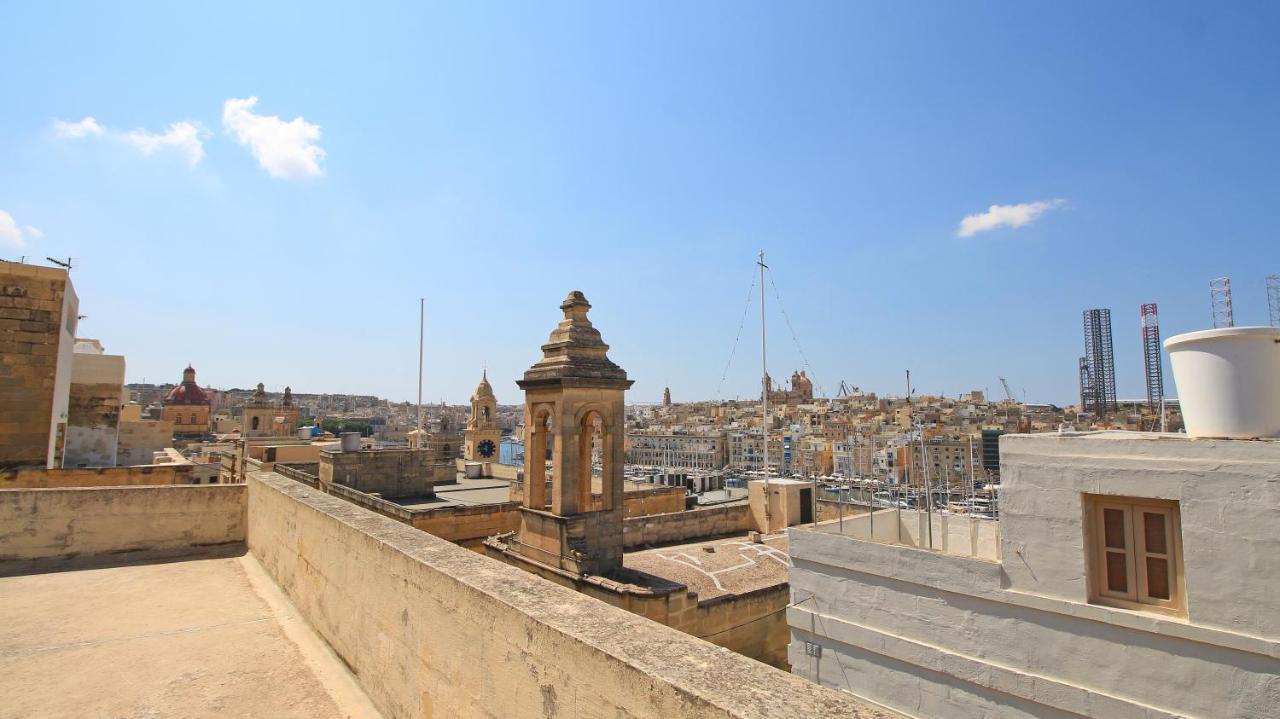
[0,475,897,718]
[0,553,380,718]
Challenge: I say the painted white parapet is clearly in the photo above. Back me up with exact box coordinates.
[1165,326,1280,439]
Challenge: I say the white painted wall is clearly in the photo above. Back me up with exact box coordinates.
[789,432,1280,719]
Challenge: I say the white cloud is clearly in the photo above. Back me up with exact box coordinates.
[122,121,205,166]
[222,97,325,179]
[0,210,41,249]
[52,116,104,139]
[51,116,206,166]
[955,199,1066,238]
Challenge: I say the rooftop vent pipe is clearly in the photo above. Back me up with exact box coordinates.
[1164,327,1280,439]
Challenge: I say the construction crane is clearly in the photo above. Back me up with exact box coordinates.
[998,377,1015,404]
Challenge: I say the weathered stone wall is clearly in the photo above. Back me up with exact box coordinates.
[318,448,447,498]
[0,463,194,489]
[618,485,686,517]
[0,484,244,568]
[411,502,522,547]
[623,503,752,549]
[116,418,174,466]
[64,378,122,468]
[0,264,74,469]
[247,473,887,719]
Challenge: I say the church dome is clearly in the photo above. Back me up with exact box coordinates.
[164,366,210,405]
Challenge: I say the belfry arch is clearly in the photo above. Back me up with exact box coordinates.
[512,290,632,574]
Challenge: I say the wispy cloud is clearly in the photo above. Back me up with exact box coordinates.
[52,116,104,139]
[955,199,1066,238]
[0,210,41,249]
[222,97,325,180]
[51,116,206,166]
[122,122,205,166]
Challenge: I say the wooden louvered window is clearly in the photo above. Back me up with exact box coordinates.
[1085,495,1184,615]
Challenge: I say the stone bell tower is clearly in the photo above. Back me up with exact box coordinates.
[510,290,632,575]
[463,371,502,463]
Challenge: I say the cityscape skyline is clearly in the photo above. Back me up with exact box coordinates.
[3,3,1279,405]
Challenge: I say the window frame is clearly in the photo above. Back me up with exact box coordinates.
[1083,494,1185,616]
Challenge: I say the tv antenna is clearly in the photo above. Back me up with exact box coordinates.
[46,257,73,270]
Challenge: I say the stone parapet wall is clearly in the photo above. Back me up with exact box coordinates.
[247,473,890,719]
[0,484,244,569]
[0,463,194,489]
[623,503,753,549]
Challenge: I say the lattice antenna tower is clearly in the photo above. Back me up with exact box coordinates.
[1267,275,1280,328]
[1140,304,1163,411]
[1081,309,1116,414]
[1209,276,1234,328]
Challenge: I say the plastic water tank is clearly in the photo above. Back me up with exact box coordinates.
[340,432,362,452]
[1164,326,1280,438]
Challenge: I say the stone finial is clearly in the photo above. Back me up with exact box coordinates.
[519,291,631,388]
[473,371,495,400]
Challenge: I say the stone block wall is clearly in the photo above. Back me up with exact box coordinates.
[319,448,446,498]
[0,483,244,569]
[0,264,74,469]
[623,503,753,549]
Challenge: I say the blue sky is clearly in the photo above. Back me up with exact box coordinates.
[2,2,1278,405]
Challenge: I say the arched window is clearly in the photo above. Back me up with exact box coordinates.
[191,413,198,424]
[174,416,182,425]
[251,416,260,430]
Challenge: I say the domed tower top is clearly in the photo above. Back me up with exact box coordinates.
[518,290,631,389]
[472,370,495,401]
[164,366,210,405]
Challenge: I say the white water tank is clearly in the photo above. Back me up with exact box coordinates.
[1164,326,1280,439]
[340,432,362,452]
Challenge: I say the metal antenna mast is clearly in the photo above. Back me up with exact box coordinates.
[1141,304,1163,413]
[1210,277,1234,328]
[758,250,771,530]
[1267,275,1280,328]
[417,298,424,444]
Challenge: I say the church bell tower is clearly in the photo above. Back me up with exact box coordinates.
[464,371,502,464]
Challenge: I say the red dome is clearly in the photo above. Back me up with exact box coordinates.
[164,366,210,405]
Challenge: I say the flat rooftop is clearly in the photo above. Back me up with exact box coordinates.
[0,554,381,719]
[395,477,514,508]
[624,533,790,601]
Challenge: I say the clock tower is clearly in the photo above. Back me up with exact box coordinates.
[464,370,502,465]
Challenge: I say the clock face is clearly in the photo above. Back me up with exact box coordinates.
[478,439,496,458]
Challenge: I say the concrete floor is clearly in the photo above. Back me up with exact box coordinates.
[0,553,383,719]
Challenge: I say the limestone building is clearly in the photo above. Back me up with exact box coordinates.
[0,262,78,469]
[161,366,211,437]
[463,371,502,464]
[241,383,300,438]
